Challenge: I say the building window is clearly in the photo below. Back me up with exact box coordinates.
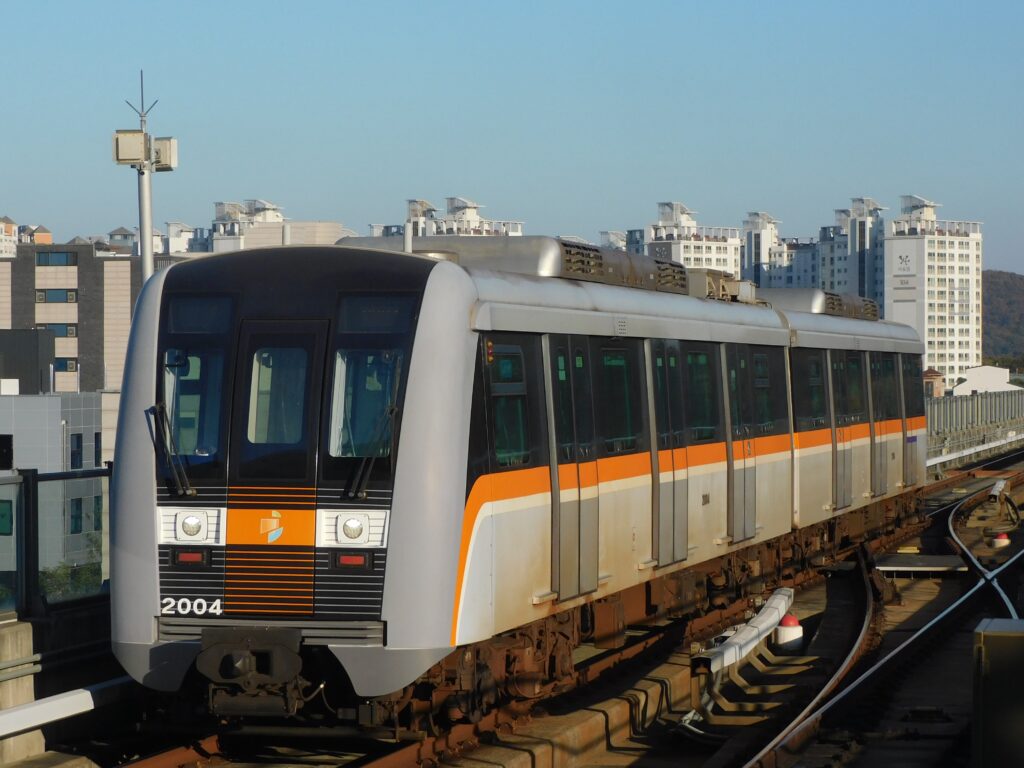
[92,495,103,531]
[54,358,77,373]
[36,251,78,267]
[37,323,78,337]
[35,289,77,303]
[68,497,83,534]
[69,433,82,469]
[94,432,102,467]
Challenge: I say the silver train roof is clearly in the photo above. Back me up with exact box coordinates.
[337,235,922,354]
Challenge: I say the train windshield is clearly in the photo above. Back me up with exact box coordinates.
[328,350,403,457]
[157,296,235,482]
[322,294,419,482]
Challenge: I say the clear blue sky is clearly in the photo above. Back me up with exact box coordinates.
[2,1,1021,271]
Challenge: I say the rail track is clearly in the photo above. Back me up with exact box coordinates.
[743,455,1024,767]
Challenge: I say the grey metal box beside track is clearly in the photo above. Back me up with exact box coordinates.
[972,618,1024,767]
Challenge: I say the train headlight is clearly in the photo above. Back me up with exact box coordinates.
[176,510,208,540]
[337,514,368,543]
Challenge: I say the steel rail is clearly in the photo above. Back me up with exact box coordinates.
[741,550,876,767]
[747,477,1024,766]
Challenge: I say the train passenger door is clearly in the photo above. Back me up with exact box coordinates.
[225,320,329,616]
[830,350,865,510]
[546,335,599,601]
[901,354,924,488]
[648,340,688,565]
[725,344,757,542]
[870,352,901,496]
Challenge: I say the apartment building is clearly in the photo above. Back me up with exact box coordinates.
[643,202,742,276]
[884,195,983,390]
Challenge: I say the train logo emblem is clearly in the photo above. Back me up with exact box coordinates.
[259,510,284,544]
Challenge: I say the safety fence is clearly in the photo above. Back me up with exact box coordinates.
[927,389,1024,466]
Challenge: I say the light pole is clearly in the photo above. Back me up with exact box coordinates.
[112,72,177,281]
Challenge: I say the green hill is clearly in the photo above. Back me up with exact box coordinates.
[983,270,1024,363]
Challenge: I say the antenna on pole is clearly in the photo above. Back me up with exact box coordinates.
[125,70,158,120]
[113,70,175,283]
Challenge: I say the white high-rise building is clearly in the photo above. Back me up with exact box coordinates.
[884,195,983,391]
[742,212,782,286]
[644,203,741,275]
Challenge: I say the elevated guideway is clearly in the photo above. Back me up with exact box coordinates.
[927,389,1024,476]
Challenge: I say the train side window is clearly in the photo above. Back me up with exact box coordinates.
[791,348,830,431]
[751,346,788,435]
[685,342,723,443]
[593,340,644,455]
[834,351,868,424]
[484,334,546,470]
[870,352,900,421]
[247,347,308,444]
[901,354,925,417]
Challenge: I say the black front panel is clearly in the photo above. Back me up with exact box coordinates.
[155,247,437,623]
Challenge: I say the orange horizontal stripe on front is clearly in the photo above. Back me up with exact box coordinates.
[687,441,727,467]
[229,485,316,491]
[228,492,318,499]
[226,564,315,570]
[225,556,314,563]
[596,452,651,483]
[794,428,832,450]
[224,548,312,554]
[753,433,792,457]
[907,415,927,431]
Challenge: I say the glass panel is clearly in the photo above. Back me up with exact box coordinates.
[871,352,900,421]
[167,296,233,334]
[551,345,575,460]
[571,344,594,448]
[39,475,107,604]
[0,488,15,615]
[598,347,639,453]
[489,345,530,468]
[685,345,721,442]
[247,347,308,445]
[791,349,830,431]
[69,433,83,469]
[163,348,225,460]
[338,295,417,334]
[902,354,925,416]
[328,349,403,457]
[652,344,671,449]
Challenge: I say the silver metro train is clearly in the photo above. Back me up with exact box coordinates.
[111,236,925,723]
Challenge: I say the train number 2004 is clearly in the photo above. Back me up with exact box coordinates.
[160,597,223,616]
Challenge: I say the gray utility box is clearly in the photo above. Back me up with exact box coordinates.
[973,618,1024,767]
